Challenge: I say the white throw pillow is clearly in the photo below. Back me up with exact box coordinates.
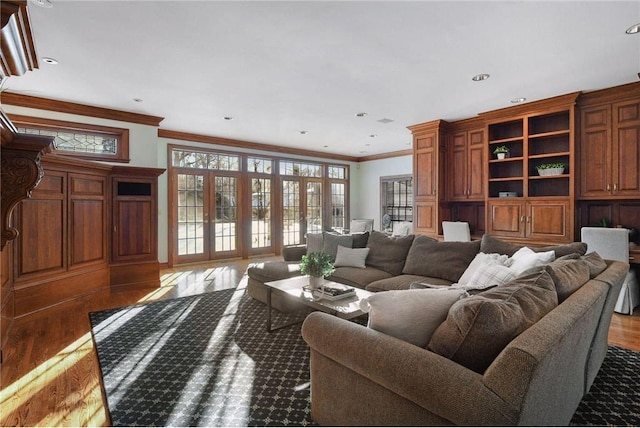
[509,247,555,274]
[359,288,468,347]
[350,220,370,233]
[334,245,369,268]
[466,263,517,290]
[458,252,511,286]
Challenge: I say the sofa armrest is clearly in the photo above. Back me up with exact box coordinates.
[282,244,306,261]
[301,312,517,426]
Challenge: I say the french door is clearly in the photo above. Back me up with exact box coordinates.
[175,171,240,263]
[282,178,323,246]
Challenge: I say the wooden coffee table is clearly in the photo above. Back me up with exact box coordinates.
[264,276,374,332]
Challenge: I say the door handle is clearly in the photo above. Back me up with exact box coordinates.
[613,183,617,192]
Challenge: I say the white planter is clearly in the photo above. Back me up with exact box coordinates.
[537,167,565,176]
[308,275,324,290]
[497,153,506,159]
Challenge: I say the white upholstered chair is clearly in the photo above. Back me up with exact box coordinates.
[350,218,374,233]
[581,227,640,315]
[442,221,471,242]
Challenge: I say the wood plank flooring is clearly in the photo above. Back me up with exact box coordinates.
[1,258,639,427]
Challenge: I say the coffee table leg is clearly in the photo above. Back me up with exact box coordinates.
[266,286,273,332]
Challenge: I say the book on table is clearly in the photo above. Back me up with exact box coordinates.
[316,283,356,300]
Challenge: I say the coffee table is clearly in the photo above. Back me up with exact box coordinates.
[264,276,374,332]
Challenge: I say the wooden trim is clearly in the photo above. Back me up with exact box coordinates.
[577,81,640,107]
[407,119,450,134]
[1,92,164,126]
[159,128,359,163]
[0,1,38,78]
[357,149,413,162]
[479,92,581,120]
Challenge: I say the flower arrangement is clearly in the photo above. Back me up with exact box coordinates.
[537,162,566,176]
[300,252,335,278]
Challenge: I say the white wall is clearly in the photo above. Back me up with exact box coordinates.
[350,155,413,231]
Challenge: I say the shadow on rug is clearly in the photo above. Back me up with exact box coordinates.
[89,288,639,427]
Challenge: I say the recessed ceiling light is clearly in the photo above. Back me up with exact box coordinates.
[42,57,58,65]
[369,134,377,138]
[359,151,367,154]
[472,73,490,81]
[299,130,308,135]
[29,0,53,8]
[132,98,143,103]
[223,116,233,120]
[355,112,367,117]
[511,97,527,103]
[378,118,394,124]
[626,23,640,34]
[323,145,328,148]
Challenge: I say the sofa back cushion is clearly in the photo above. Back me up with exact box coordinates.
[402,238,480,283]
[545,259,591,303]
[427,266,558,374]
[480,234,587,258]
[366,231,415,276]
[322,232,353,261]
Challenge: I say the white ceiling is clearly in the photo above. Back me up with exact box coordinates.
[4,0,640,158]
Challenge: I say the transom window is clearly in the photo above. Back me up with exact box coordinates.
[11,115,129,162]
[172,149,240,171]
[280,161,322,177]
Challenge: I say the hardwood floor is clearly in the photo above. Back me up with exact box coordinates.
[1,258,639,427]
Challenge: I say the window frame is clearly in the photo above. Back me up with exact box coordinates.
[9,114,130,163]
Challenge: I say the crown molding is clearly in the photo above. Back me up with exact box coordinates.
[1,0,38,78]
[1,92,164,127]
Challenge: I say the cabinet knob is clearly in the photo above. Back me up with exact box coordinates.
[520,216,525,223]
[606,184,610,191]
[613,183,617,192]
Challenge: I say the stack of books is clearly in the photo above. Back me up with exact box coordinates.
[316,284,356,301]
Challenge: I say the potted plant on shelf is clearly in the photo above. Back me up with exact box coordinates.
[300,252,335,290]
[493,145,510,159]
[537,162,566,176]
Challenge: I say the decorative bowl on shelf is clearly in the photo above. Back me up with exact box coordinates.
[537,163,566,176]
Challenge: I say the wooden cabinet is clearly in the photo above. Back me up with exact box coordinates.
[448,125,485,201]
[487,199,571,242]
[483,93,578,243]
[580,97,640,198]
[409,120,449,236]
[110,167,165,288]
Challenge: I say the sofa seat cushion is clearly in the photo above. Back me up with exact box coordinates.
[403,238,481,283]
[366,231,416,276]
[360,288,468,347]
[427,266,558,374]
[367,274,452,292]
[329,266,393,289]
[247,261,301,283]
[480,234,588,258]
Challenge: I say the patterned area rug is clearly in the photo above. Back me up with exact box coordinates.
[90,288,639,427]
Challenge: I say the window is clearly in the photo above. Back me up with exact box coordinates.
[11,115,130,162]
[329,165,348,231]
[381,175,413,232]
[280,160,322,177]
[172,149,240,171]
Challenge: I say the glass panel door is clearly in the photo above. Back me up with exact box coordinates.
[282,179,301,246]
[306,181,323,234]
[251,177,272,249]
[177,173,207,261]
[213,176,238,255]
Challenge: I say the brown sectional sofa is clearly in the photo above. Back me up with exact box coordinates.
[247,231,627,425]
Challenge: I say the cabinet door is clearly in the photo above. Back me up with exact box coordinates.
[487,200,525,238]
[414,201,438,235]
[580,105,612,198]
[612,100,640,197]
[526,200,571,242]
[414,132,438,199]
[448,132,468,201]
[467,129,485,200]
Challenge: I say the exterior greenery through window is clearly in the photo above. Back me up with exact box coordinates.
[381,175,413,232]
[11,115,130,162]
[169,146,348,262]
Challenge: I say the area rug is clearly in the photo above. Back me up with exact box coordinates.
[90,288,640,427]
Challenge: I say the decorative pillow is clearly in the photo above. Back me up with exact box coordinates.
[306,233,324,254]
[458,252,512,286]
[536,242,588,258]
[322,232,353,261]
[545,259,591,303]
[466,263,517,290]
[351,231,370,249]
[509,247,555,274]
[581,251,608,278]
[392,221,413,237]
[366,231,415,276]
[360,288,468,347]
[334,245,369,268]
[402,238,481,283]
[350,220,371,233]
[428,267,558,374]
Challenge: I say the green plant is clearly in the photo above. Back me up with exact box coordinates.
[300,252,335,278]
[537,162,566,170]
[493,145,510,154]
